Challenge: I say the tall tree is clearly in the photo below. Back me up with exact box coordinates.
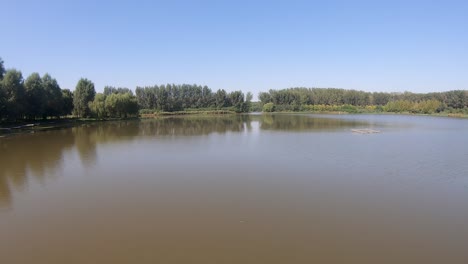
[73,78,96,117]
[42,74,63,118]
[104,92,138,118]
[0,58,4,118]
[1,69,25,120]
[215,89,228,108]
[228,91,245,112]
[24,72,45,119]
[104,86,133,96]
[89,93,107,118]
[61,89,74,116]
[0,80,4,119]
[0,57,5,80]
[243,92,253,112]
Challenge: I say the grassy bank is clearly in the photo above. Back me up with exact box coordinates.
[261,102,468,118]
[265,110,468,118]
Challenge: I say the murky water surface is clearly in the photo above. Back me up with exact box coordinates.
[1,114,468,263]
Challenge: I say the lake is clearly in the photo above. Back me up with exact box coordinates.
[1,114,468,263]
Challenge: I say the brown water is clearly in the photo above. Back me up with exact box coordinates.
[1,114,468,263]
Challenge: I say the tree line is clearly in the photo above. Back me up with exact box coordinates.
[0,58,140,121]
[0,57,252,121]
[259,88,468,113]
[1,58,74,120]
[1,56,468,121]
[135,85,252,113]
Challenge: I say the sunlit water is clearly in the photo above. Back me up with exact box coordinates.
[1,114,468,263]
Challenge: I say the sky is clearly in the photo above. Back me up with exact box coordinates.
[1,0,467,97]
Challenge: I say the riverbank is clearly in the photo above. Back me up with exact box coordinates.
[0,117,140,136]
[140,110,237,118]
[0,111,239,136]
[2,110,466,138]
[264,111,468,118]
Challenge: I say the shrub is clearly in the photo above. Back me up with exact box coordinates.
[262,102,275,112]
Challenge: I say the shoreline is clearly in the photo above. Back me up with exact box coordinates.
[0,110,238,136]
[2,111,466,137]
[261,111,468,119]
[0,117,139,136]
[140,110,237,118]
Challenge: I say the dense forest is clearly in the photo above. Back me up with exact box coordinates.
[0,58,252,121]
[259,88,468,114]
[0,57,142,121]
[1,56,468,122]
[0,59,74,120]
[135,85,252,113]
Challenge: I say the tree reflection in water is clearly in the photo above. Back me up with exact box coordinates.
[0,114,367,207]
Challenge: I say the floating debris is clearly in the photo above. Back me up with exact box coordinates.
[351,128,381,134]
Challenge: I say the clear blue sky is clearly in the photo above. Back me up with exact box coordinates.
[1,0,467,97]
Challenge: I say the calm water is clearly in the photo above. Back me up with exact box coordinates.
[1,114,468,263]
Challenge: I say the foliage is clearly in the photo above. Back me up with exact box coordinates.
[105,92,138,118]
[61,89,74,116]
[250,101,263,112]
[89,93,107,118]
[1,56,467,121]
[229,90,245,113]
[383,100,414,112]
[73,78,96,118]
[24,72,46,119]
[0,57,5,80]
[258,88,468,111]
[413,99,441,114]
[301,104,362,113]
[244,92,253,112]
[383,99,441,114]
[1,69,25,120]
[262,102,275,112]
[0,82,4,118]
[215,89,228,108]
[135,84,250,113]
[0,60,73,120]
[103,86,133,96]
[43,74,64,117]
[89,92,139,119]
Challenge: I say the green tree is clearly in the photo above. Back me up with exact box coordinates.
[414,99,441,114]
[372,92,391,105]
[1,69,25,120]
[73,78,96,117]
[0,57,5,80]
[89,93,107,118]
[24,73,46,119]
[228,91,245,112]
[242,92,253,112]
[215,89,228,108]
[262,102,275,112]
[120,92,139,117]
[0,59,5,118]
[445,90,466,109]
[61,89,74,116]
[104,92,138,118]
[383,100,413,112]
[258,92,272,104]
[43,74,63,118]
[0,83,4,119]
[105,93,119,117]
[103,86,133,96]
